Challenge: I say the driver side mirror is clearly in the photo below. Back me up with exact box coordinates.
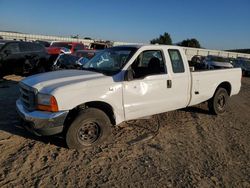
[4,50,12,56]
[124,68,134,81]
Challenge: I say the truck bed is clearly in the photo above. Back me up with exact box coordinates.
[188,68,242,106]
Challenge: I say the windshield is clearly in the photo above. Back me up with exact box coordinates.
[82,47,138,75]
[77,51,101,65]
[51,43,72,49]
[78,57,90,65]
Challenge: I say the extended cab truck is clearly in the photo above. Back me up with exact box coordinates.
[16,45,241,149]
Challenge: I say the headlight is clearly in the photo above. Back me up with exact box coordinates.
[37,93,51,105]
[37,93,58,112]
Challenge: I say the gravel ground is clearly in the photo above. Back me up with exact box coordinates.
[0,75,249,188]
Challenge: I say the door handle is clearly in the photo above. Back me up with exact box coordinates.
[167,80,172,88]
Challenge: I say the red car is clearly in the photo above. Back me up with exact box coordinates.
[46,42,85,55]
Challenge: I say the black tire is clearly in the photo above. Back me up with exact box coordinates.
[208,88,229,115]
[66,108,112,149]
[242,70,246,77]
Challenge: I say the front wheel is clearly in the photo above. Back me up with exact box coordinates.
[208,88,229,115]
[66,108,112,149]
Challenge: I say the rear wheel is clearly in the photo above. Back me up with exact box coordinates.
[66,108,112,149]
[208,88,229,115]
[242,70,246,77]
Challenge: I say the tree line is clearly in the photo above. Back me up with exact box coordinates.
[150,32,201,48]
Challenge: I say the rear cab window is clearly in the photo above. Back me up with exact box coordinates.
[168,49,185,73]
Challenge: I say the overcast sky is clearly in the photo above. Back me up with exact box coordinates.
[0,0,249,50]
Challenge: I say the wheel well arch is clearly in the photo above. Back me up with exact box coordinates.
[63,101,116,133]
[216,82,232,96]
[85,101,116,125]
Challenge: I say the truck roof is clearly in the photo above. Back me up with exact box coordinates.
[116,44,182,49]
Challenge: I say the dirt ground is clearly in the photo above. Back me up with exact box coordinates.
[0,75,249,188]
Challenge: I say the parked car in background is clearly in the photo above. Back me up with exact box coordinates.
[233,58,250,76]
[46,42,80,68]
[0,40,49,77]
[46,42,85,55]
[52,54,81,70]
[204,55,233,69]
[191,55,205,64]
[189,55,206,70]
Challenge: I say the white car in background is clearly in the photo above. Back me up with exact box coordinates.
[204,55,233,69]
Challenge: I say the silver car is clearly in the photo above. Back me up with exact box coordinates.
[204,56,233,69]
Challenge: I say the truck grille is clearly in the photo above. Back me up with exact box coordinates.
[19,83,36,111]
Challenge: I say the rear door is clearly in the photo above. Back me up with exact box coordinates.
[166,49,190,108]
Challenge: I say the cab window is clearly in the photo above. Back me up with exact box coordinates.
[168,49,185,73]
[129,50,167,79]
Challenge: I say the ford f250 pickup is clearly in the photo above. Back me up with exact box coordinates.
[16,45,241,149]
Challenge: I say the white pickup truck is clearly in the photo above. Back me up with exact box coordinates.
[16,45,241,149]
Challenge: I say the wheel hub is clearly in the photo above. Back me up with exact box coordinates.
[217,94,225,110]
[78,122,100,145]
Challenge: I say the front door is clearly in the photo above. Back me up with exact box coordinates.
[123,50,175,120]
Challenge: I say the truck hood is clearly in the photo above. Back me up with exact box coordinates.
[21,70,107,93]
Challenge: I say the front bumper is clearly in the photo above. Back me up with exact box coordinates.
[16,99,69,136]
